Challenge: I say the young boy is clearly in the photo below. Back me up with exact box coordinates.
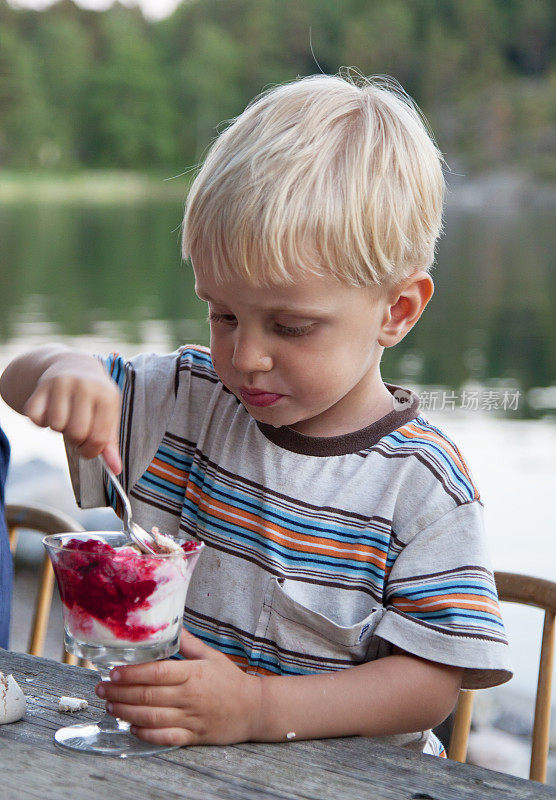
[0,73,512,756]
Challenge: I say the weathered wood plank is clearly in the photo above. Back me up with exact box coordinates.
[1,649,554,800]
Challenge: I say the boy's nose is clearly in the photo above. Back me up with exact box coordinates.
[231,332,273,374]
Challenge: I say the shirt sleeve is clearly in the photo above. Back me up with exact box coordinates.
[66,349,183,512]
[374,499,513,689]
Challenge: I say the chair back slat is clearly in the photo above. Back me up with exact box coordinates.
[495,571,556,613]
[27,556,55,656]
[448,571,556,784]
[530,610,555,783]
[7,504,85,538]
[8,525,18,554]
[6,503,85,661]
[447,689,474,762]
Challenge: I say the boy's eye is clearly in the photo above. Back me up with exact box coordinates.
[275,322,315,337]
[208,312,236,325]
[208,312,314,337]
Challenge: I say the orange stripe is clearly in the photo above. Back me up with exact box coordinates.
[404,423,469,476]
[187,483,388,566]
[396,591,500,609]
[394,602,502,619]
[393,596,502,618]
[149,459,188,488]
[189,483,385,560]
[226,653,276,676]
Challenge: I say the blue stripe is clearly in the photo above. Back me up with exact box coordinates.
[255,654,314,676]
[104,354,126,391]
[192,505,386,582]
[409,608,506,629]
[183,348,213,369]
[400,582,498,601]
[139,472,185,501]
[154,454,193,476]
[106,483,117,514]
[411,418,477,497]
[189,465,390,550]
[387,430,473,500]
[183,623,250,661]
[193,516,384,587]
[182,620,319,675]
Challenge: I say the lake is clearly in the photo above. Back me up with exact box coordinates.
[0,197,554,413]
[0,196,555,716]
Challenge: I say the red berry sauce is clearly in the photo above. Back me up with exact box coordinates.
[53,538,166,642]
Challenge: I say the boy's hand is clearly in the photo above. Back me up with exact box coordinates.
[23,353,122,474]
[95,629,262,746]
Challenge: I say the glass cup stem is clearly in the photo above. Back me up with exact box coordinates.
[96,667,131,734]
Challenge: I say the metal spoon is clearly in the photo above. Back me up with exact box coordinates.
[99,457,159,555]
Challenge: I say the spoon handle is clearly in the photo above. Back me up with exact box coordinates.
[99,457,133,532]
[99,456,159,555]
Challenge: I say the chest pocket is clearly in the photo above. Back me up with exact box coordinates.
[251,578,387,675]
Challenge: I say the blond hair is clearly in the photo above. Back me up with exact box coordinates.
[182,71,445,287]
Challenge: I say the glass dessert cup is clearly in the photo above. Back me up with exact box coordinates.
[43,531,203,757]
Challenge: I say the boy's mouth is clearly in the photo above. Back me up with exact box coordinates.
[239,388,283,407]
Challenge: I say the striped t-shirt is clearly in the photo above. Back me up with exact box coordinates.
[68,345,512,755]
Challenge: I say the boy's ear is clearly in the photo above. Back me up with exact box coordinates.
[378,271,434,348]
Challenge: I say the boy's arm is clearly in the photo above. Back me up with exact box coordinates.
[254,649,462,741]
[99,629,462,746]
[0,344,122,473]
[0,344,65,411]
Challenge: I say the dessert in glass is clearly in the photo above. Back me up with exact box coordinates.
[43,530,203,757]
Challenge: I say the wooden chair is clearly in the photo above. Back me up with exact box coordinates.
[448,571,556,783]
[6,502,88,666]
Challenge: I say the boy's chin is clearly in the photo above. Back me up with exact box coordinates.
[243,405,287,428]
[240,401,300,430]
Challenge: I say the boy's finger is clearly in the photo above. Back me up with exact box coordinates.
[65,392,94,446]
[96,682,183,707]
[91,396,120,449]
[107,702,183,730]
[130,726,196,747]
[109,659,188,686]
[44,385,72,433]
[23,388,49,427]
[102,442,122,474]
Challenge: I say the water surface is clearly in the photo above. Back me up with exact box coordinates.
[1,200,554,415]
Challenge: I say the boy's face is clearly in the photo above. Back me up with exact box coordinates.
[194,267,395,437]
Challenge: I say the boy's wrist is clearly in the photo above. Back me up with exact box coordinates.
[246,673,298,743]
[41,351,107,380]
[244,673,266,742]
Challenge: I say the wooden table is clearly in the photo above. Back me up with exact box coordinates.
[0,649,553,800]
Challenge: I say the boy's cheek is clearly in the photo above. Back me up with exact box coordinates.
[210,354,231,389]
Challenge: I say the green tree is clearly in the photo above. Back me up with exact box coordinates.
[82,5,175,168]
[341,0,417,92]
[0,14,51,166]
[29,2,94,168]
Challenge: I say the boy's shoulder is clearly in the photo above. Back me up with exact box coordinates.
[177,344,214,371]
[376,414,481,505]
[104,345,223,414]
[177,345,225,389]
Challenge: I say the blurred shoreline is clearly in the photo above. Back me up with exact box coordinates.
[0,170,189,203]
[0,168,554,209]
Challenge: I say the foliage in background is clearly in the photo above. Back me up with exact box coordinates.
[0,0,554,175]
